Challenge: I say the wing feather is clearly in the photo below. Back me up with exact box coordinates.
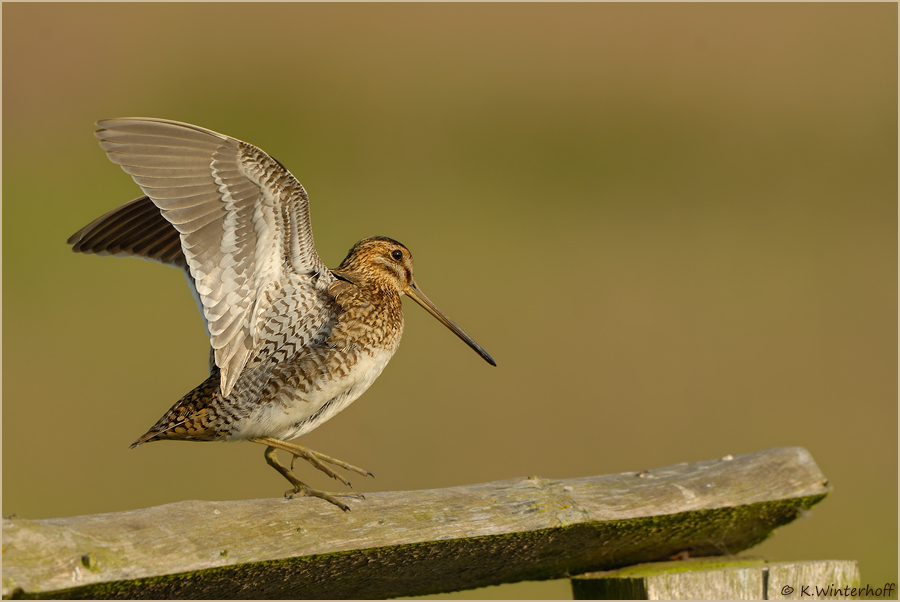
[91,117,333,396]
[106,152,215,170]
[67,196,186,269]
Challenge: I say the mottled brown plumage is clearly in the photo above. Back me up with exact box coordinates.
[69,119,495,510]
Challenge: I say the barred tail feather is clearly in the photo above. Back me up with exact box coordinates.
[129,370,223,447]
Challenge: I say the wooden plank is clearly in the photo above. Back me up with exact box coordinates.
[1,446,829,599]
[768,561,862,600]
[572,558,767,599]
[571,558,860,600]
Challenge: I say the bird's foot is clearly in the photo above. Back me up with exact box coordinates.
[250,436,373,487]
[288,447,372,488]
[284,484,365,512]
[251,437,374,511]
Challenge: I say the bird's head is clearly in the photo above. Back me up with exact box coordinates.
[334,236,495,366]
[335,236,414,294]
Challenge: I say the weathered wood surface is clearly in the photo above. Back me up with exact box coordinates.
[1,447,830,599]
[768,560,863,600]
[571,558,860,600]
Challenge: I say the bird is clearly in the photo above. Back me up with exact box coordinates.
[68,118,496,511]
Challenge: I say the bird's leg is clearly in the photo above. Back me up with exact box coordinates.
[250,437,373,511]
[259,446,356,512]
[251,436,373,482]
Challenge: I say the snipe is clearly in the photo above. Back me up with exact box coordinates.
[68,118,495,511]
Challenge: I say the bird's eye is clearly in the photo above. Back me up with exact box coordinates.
[391,250,403,261]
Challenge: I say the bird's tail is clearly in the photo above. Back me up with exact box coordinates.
[129,370,223,448]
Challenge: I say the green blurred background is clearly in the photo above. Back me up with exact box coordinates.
[3,4,896,598]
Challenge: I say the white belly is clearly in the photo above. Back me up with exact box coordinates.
[228,347,395,441]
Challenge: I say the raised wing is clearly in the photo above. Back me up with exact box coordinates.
[94,118,333,396]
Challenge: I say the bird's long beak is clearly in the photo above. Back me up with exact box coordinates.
[405,280,496,366]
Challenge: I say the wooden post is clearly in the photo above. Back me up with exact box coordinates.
[571,558,861,600]
[2,447,830,599]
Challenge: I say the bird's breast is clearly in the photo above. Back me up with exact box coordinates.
[226,344,398,441]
